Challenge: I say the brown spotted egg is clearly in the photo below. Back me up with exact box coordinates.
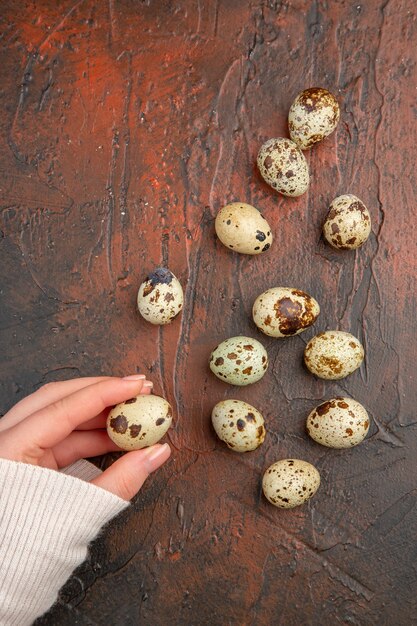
[306,397,370,449]
[253,287,320,338]
[209,336,268,386]
[257,138,309,197]
[323,194,372,250]
[288,87,340,149]
[304,331,364,380]
[106,394,172,450]
[137,268,183,325]
[262,459,320,508]
[211,399,266,452]
[215,202,273,255]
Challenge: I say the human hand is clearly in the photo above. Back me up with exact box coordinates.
[0,376,171,500]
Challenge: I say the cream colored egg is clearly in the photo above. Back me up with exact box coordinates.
[137,268,183,325]
[107,394,172,450]
[306,397,370,449]
[209,336,268,386]
[211,399,266,452]
[262,459,320,508]
[304,331,364,380]
[215,202,273,255]
[257,138,309,197]
[253,287,320,338]
[323,194,372,250]
[288,87,340,149]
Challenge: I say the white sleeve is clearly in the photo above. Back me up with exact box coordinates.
[0,458,129,625]
[60,458,104,481]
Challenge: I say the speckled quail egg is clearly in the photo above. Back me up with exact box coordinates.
[215,202,273,255]
[257,138,309,197]
[209,336,268,386]
[288,87,340,149]
[253,287,320,338]
[304,331,364,380]
[306,397,370,449]
[107,394,173,450]
[137,268,183,325]
[262,459,320,509]
[323,194,372,250]
[211,399,266,452]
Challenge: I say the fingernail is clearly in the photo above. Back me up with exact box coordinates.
[123,374,146,381]
[143,381,153,388]
[143,444,170,472]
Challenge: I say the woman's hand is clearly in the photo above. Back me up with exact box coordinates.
[0,376,171,500]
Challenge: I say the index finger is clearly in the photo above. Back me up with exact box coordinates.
[0,377,114,432]
[0,375,152,432]
[6,377,147,451]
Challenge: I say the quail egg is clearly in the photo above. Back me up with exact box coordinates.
[137,268,183,325]
[288,87,340,149]
[211,399,266,452]
[257,138,309,197]
[304,331,364,380]
[262,459,320,508]
[253,287,320,337]
[323,194,372,250]
[107,394,173,450]
[215,202,273,255]
[209,336,268,385]
[306,397,370,449]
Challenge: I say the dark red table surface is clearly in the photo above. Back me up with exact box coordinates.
[1,1,416,624]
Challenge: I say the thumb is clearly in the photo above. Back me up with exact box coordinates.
[91,443,171,500]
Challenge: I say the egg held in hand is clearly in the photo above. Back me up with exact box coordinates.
[107,394,173,450]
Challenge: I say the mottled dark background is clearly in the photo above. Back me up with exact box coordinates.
[0,1,416,624]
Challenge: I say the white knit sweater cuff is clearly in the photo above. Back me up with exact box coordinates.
[0,458,129,626]
[60,458,103,481]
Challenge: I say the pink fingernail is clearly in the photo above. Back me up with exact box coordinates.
[143,444,170,472]
[123,374,146,381]
[143,381,153,388]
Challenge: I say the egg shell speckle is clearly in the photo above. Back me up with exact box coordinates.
[257,138,309,197]
[209,336,268,386]
[137,268,183,325]
[323,194,372,250]
[262,459,320,508]
[253,287,320,338]
[211,399,266,452]
[304,331,364,380]
[215,202,273,255]
[107,394,172,450]
[288,87,340,150]
[306,397,370,449]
